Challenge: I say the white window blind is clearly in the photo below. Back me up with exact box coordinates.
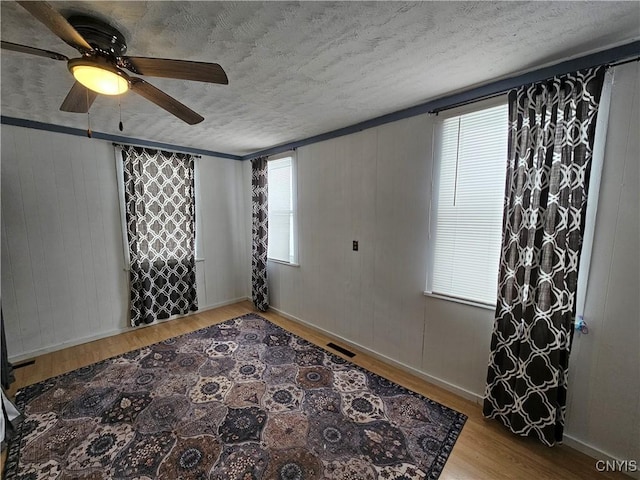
[268,155,297,264]
[427,102,508,306]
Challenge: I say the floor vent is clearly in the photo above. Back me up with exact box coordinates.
[327,342,355,358]
[14,359,35,369]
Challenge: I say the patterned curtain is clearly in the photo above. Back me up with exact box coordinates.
[484,67,605,446]
[251,156,269,311]
[122,146,198,326]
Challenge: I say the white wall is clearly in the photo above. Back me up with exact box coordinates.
[1,125,249,361]
[197,151,250,308]
[265,63,639,463]
[261,112,495,398]
[564,62,639,465]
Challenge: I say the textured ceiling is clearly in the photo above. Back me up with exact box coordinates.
[1,1,639,156]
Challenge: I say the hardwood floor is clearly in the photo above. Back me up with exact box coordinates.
[2,301,626,479]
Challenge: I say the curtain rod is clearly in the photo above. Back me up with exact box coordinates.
[429,92,506,116]
[113,142,201,158]
[608,56,640,68]
[429,52,640,115]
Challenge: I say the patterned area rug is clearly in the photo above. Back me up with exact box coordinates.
[5,313,466,479]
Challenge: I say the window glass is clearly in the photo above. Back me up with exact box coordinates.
[427,102,508,306]
[268,154,297,264]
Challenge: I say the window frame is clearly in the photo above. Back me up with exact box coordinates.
[266,150,299,266]
[425,95,508,310]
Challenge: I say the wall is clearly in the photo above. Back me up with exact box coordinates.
[564,62,639,465]
[1,125,249,361]
[263,111,495,397]
[265,62,639,463]
[196,149,249,309]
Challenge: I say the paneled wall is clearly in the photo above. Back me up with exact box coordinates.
[2,127,126,359]
[264,63,639,463]
[564,63,639,464]
[262,113,494,397]
[1,125,249,361]
[197,153,250,306]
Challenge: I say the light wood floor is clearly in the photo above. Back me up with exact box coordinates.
[2,301,625,479]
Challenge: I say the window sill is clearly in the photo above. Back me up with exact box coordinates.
[423,291,496,311]
[268,259,300,267]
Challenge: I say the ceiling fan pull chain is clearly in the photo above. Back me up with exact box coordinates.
[119,96,124,132]
[86,87,92,137]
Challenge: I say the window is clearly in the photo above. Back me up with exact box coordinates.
[116,148,202,266]
[426,100,508,307]
[115,145,198,326]
[267,153,298,264]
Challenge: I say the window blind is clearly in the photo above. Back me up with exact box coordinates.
[268,156,295,263]
[429,103,508,306]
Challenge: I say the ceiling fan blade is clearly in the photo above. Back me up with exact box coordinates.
[17,1,92,52]
[129,78,204,125]
[60,82,97,113]
[1,40,68,61]
[123,57,228,84]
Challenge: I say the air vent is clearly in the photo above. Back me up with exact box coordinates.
[14,359,35,369]
[327,342,355,358]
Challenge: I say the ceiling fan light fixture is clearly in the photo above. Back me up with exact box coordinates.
[69,59,129,95]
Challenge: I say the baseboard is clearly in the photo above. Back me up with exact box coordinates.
[9,328,129,364]
[268,305,484,405]
[563,435,611,461]
[562,435,640,480]
[8,297,249,363]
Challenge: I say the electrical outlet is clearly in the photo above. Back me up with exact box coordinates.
[352,240,359,251]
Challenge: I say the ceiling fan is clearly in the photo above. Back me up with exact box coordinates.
[1,1,228,125]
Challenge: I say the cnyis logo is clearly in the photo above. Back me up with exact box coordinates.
[595,460,638,472]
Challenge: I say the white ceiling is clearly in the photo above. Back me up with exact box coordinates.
[1,1,639,157]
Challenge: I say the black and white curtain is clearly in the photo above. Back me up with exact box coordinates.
[251,156,269,311]
[483,67,606,446]
[122,146,198,326]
